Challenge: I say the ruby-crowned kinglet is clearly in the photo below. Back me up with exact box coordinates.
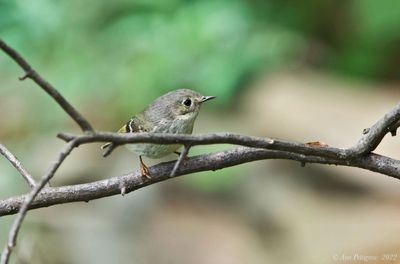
[102,89,215,178]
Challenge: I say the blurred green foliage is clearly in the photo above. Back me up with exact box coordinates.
[2,0,399,109]
[0,0,299,114]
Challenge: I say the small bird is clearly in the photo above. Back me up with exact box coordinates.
[102,89,215,178]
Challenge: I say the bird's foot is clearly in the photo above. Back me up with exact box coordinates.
[139,156,151,179]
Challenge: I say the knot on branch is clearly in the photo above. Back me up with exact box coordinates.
[18,69,34,81]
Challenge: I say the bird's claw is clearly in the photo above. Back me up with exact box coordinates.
[139,156,151,179]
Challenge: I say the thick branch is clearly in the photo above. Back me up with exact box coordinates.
[0,147,399,217]
[0,39,93,132]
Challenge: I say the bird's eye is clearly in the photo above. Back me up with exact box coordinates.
[183,98,192,107]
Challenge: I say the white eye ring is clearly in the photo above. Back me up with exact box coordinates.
[183,98,192,107]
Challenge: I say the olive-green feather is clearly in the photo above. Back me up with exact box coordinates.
[101,118,137,151]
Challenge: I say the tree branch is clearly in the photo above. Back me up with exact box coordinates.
[0,141,76,264]
[347,103,400,157]
[0,144,36,188]
[0,39,93,132]
[1,103,400,218]
[1,147,399,217]
[0,39,94,264]
[58,131,345,159]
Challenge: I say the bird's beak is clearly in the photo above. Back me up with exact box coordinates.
[200,95,216,103]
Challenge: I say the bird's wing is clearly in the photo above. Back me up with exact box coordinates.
[118,115,148,133]
[101,116,149,155]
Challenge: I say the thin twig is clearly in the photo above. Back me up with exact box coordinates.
[0,39,93,132]
[170,145,190,177]
[101,142,118,157]
[60,131,344,159]
[0,144,36,188]
[0,141,76,264]
[346,103,400,157]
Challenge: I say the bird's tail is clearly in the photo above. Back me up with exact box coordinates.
[102,124,127,157]
[101,142,115,157]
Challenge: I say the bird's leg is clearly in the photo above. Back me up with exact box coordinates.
[139,156,151,179]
